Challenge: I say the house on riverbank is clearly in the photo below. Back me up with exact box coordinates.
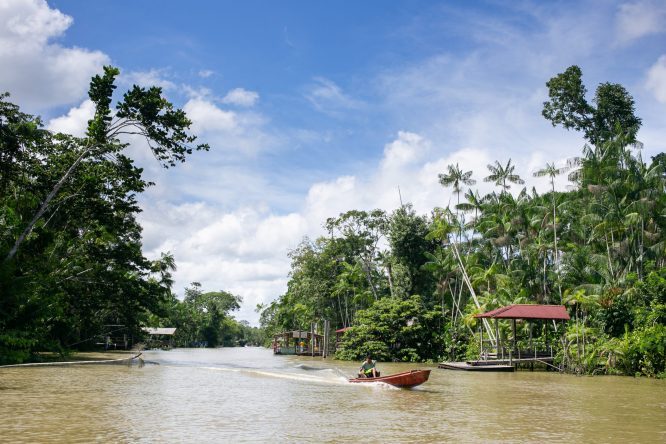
[273,330,325,356]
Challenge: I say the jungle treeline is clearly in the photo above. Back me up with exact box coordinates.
[0,67,259,364]
[260,66,666,377]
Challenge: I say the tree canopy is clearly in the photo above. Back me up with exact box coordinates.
[542,65,641,145]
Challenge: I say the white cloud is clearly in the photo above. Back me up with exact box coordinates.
[0,0,109,111]
[139,202,307,323]
[380,131,429,171]
[46,99,94,136]
[122,69,176,91]
[304,175,358,225]
[222,88,259,107]
[0,0,70,50]
[184,98,238,133]
[198,69,214,78]
[646,55,666,103]
[305,77,363,116]
[182,97,272,156]
[615,0,666,44]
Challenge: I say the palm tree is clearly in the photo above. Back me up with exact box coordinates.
[423,250,457,319]
[533,162,566,193]
[439,163,476,199]
[439,163,475,242]
[484,159,524,194]
[533,162,569,301]
[456,189,484,241]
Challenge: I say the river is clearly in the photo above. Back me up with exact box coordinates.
[1,347,664,443]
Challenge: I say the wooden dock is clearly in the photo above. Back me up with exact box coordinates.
[438,361,515,372]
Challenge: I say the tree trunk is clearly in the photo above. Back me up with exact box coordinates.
[450,241,496,346]
[361,259,378,301]
[386,263,394,298]
[551,179,563,302]
[604,233,614,278]
[543,255,548,302]
[5,145,94,263]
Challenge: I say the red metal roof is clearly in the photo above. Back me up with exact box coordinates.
[475,304,570,320]
[335,327,351,333]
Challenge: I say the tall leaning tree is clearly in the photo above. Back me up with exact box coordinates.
[4,66,209,263]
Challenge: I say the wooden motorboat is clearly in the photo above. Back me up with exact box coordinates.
[348,369,431,388]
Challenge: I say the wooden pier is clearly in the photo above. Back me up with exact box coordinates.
[438,361,515,372]
[439,304,569,373]
[272,321,332,357]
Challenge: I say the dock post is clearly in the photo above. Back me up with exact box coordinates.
[544,319,549,359]
[495,319,502,360]
[311,323,315,357]
[325,319,330,358]
[512,319,517,367]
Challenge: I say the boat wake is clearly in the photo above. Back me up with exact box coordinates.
[244,369,350,385]
[169,364,348,385]
[293,364,331,371]
[160,363,400,389]
[294,364,354,381]
[238,369,401,390]
[351,381,401,390]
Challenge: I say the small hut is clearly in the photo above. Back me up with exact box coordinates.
[143,327,177,349]
[440,304,570,371]
[475,304,570,365]
[272,330,324,356]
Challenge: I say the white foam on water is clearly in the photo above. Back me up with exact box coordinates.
[162,363,401,389]
[350,381,401,391]
[199,366,242,373]
[242,369,350,385]
[178,364,349,385]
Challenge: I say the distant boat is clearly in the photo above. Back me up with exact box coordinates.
[348,369,431,388]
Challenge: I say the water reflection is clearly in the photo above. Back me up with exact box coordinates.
[1,347,664,443]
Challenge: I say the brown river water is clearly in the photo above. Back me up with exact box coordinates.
[1,347,664,443]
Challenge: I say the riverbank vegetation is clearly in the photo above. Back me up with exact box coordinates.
[0,68,256,364]
[260,66,666,377]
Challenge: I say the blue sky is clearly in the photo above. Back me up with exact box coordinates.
[2,0,665,323]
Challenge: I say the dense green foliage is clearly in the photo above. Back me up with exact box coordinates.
[148,282,263,348]
[0,68,251,364]
[262,66,666,375]
[335,295,444,362]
